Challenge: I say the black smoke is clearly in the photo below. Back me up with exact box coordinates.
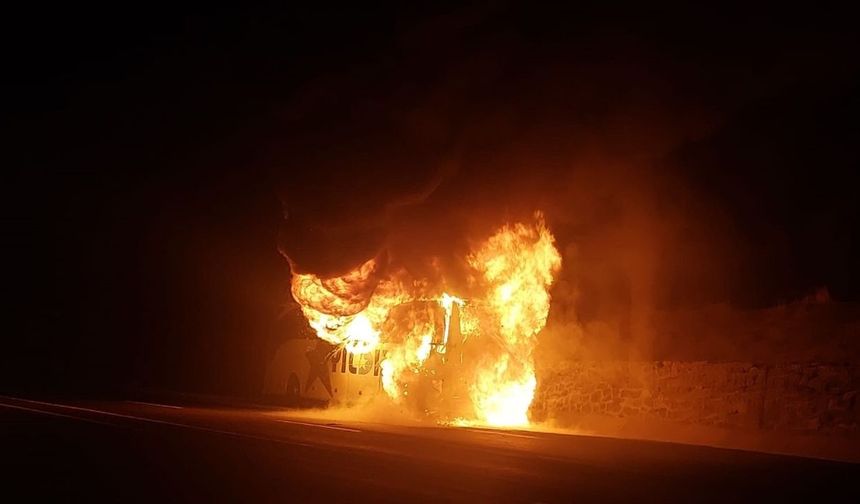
[3,3,859,396]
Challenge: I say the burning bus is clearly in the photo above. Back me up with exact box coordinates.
[264,297,472,416]
[266,213,562,427]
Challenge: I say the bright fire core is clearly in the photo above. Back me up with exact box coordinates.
[290,212,562,427]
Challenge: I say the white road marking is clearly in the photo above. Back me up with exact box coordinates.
[0,396,312,447]
[466,427,538,439]
[125,400,183,409]
[275,419,361,433]
[0,402,113,426]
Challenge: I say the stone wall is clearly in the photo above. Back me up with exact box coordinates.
[532,361,860,436]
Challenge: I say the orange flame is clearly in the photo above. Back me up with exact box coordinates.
[290,258,410,355]
[465,212,562,425]
[289,212,561,427]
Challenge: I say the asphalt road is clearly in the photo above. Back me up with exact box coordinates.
[1,395,856,503]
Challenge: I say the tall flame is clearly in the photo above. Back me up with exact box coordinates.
[465,212,562,426]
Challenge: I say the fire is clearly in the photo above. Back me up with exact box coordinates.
[379,319,435,400]
[465,213,562,425]
[472,354,537,426]
[341,313,380,355]
[288,212,561,427]
[290,258,409,355]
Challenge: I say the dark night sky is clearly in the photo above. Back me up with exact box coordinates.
[2,3,858,396]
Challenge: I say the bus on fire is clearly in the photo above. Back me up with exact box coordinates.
[263,299,466,408]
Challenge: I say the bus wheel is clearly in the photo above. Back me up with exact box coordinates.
[285,373,300,407]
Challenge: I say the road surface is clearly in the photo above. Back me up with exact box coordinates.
[1,395,856,502]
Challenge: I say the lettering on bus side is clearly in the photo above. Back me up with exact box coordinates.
[330,348,388,376]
